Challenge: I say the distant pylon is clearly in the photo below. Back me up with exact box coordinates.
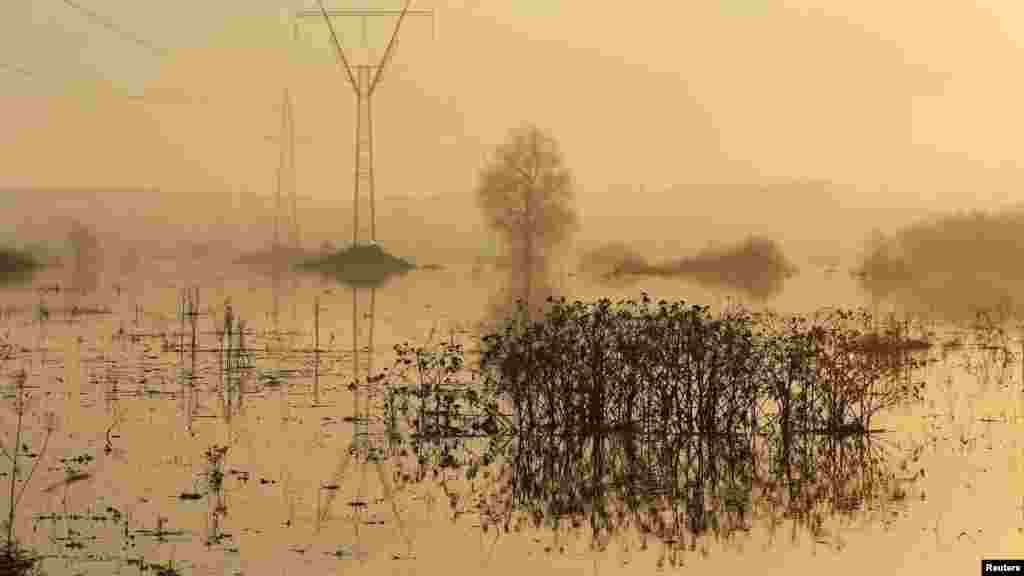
[267,88,303,254]
[295,0,435,247]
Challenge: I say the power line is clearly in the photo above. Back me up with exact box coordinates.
[0,59,208,104]
[59,0,167,58]
[1,2,165,87]
[0,59,162,105]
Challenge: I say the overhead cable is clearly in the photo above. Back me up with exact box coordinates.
[60,0,168,58]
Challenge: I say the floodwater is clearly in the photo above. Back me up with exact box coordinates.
[2,257,1023,576]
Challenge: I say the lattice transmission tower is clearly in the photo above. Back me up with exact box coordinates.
[266,88,303,255]
[295,0,435,247]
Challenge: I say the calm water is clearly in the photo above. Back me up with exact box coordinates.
[1,258,1022,576]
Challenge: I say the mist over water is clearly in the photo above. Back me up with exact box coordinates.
[6,2,1024,574]
[0,187,1022,576]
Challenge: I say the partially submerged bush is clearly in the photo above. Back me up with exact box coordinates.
[665,235,798,299]
[379,294,929,556]
[3,371,54,575]
[578,242,651,281]
[585,235,797,300]
[0,248,38,285]
[855,209,1024,322]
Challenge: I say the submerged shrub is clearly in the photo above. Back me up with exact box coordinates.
[0,248,38,285]
[854,209,1024,322]
[381,294,929,557]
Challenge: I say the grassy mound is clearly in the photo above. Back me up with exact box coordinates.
[298,243,415,287]
[0,247,39,285]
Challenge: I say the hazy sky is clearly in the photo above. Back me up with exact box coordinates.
[3,1,1024,213]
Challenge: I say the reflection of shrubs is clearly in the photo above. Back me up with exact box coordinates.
[67,221,102,295]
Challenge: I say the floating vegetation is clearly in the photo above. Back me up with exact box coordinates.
[379,294,929,561]
[149,558,183,576]
[33,305,114,320]
[68,305,112,316]
[298,243,415,288]
[257,369,285,388]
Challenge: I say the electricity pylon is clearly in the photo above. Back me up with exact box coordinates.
[265,88,308,255]
[295,1,435,247]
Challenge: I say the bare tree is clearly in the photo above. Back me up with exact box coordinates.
[475,124,578,324]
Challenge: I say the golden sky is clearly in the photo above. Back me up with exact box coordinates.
[3,1,1024,213]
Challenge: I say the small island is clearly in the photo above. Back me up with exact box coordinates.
[297,243,416,288]
[0,247,39,285]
